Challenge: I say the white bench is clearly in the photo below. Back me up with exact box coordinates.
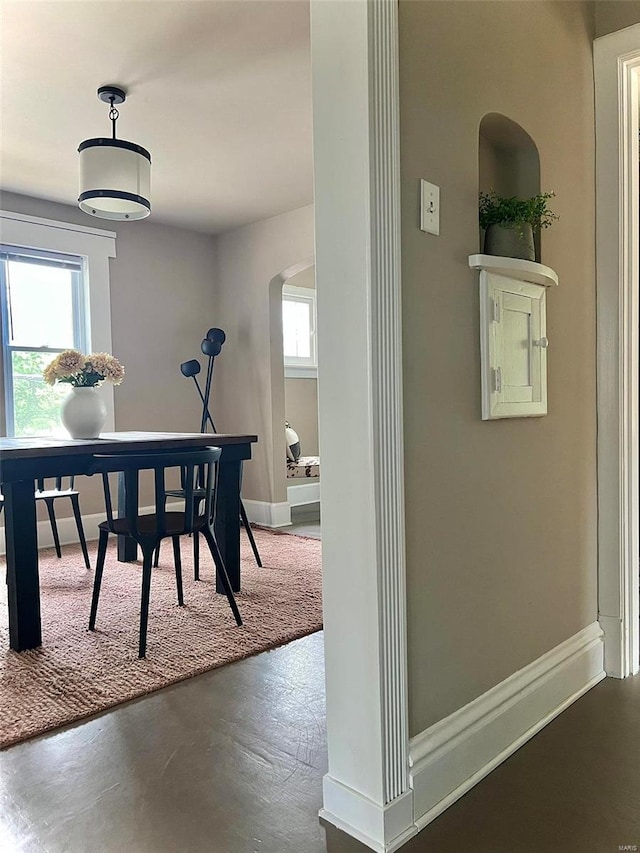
[286,456,320,507]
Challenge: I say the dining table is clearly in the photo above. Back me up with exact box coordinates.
[0,431,258,652]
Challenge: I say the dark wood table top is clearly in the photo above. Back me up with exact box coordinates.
[0,431,258,460]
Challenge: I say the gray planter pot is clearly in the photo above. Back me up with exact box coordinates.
[483,222,535,261]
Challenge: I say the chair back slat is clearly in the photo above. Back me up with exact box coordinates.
[183,464,196,533]
[35,476,75,493]
[154,467,167,538]
[204,461,216,526]
[101,472,115,526]
[92,447,222,549]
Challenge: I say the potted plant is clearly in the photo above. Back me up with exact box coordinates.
[478,189,558,262]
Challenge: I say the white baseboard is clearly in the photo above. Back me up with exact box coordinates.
[598,614,624,678]
[0,504,175,556]
[0,510,101,556]
[241,499,291,528]
[287,480,321,507]
[409,621,605,829]
[320,776,416,853]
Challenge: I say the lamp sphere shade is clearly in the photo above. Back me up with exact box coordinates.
[206,328,226,345]
[201,338,222,358]
[180,359,201,377]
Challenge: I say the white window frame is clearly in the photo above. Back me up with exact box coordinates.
[0,246,90,436]
[282,283,317,378]
[0,210,117,433]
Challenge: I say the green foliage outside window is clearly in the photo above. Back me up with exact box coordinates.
[11,351,67,436]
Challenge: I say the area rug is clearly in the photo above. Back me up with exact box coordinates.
[0,528,322,749]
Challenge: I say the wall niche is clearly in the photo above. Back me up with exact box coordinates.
[478,113,542,261]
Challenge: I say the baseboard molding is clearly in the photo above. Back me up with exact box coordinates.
[409,622,605,829]
[320,776,416,853]
[598,614,624,677]
[241,499,291,528]
[287,480,321,507]
[0,504,176,556]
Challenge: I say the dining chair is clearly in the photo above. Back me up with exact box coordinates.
[35,477,91,570]
[0,478,91,570]
[89,447,242,658]
[153,462,263,577]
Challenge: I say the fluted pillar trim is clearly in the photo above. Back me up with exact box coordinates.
[369,0,409,804]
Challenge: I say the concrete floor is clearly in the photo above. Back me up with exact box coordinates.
[281,504,321,539]
[1,627,639,852]
[0,633,328,853]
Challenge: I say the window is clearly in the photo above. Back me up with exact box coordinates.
[0,211,116,437]
[282,283,317,378]
[0,247,89,436]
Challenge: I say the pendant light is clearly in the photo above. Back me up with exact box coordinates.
[78,85,151,221]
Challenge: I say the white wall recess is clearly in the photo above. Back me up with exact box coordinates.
[469,254,558,420]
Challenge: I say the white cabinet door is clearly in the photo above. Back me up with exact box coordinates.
[481,272,547,419]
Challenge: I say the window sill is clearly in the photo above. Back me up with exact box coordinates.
[284,365,318,379]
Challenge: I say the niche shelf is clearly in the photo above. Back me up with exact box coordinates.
[469,254,558,288]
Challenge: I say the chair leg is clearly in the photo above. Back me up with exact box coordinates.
[240,499,262,567]
[44,497,62,558]
[172,536,184,606]
[153,542,161,568]
[70,494,91,570]
[193,530,200,580]
[89,529,109,630]
[138,547,154,659]
[201,526,242,626]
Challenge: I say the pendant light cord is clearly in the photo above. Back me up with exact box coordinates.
[109,97,119,140]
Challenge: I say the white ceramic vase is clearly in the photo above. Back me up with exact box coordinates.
[61,386,107,439]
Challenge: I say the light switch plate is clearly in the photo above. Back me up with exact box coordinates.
[420,179,440,235]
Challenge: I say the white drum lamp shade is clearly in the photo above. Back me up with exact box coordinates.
[78,86,151,221]
[78,140,151,220]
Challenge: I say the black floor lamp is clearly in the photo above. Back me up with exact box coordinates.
[180,328,263,568]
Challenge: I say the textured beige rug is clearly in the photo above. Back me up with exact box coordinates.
[0,528,322,749]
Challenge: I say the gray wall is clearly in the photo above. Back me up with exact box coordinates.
[0,190,218,518]
[285,378,319,456]
[212,205,314,504]
[399,0,597,735]
[0,192,315,519]
[594,0,640,36]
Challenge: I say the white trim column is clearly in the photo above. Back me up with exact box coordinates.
[594,26,640,678]
[311,1,413,850]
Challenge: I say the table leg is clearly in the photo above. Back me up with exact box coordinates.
[215,457,241,593]
[4,479,41,651]
[117,471,137,562]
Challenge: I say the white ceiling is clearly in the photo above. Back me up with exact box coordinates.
[0,0,313,234]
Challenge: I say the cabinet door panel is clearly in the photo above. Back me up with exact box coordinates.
[481,272,547,419]
[502,296,533,400]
